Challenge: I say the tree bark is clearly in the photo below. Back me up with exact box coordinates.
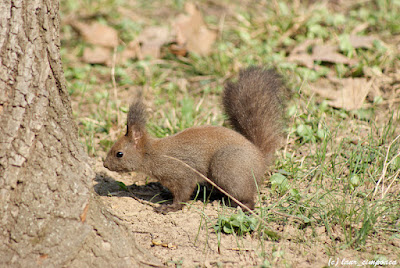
[0,1,160,266]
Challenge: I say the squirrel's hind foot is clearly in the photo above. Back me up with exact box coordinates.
[154,203,184,214]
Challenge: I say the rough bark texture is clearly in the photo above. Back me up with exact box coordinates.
[0,1,160,266]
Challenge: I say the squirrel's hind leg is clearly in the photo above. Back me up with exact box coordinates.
[209,146,265,210]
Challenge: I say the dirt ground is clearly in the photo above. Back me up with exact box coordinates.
[93,159,397,267]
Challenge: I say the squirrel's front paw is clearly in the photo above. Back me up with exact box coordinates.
[154,203,183,214]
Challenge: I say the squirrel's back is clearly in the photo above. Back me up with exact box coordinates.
[223,66,288,164]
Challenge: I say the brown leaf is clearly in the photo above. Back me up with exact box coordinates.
[287,39,318,68]
[312,45,356,65]
[80,203,90,223]
[173,2,217,56]
[291,39,317,55]
[310,79,339,99]
[168,44,188,57]
[70,21,119,48]
[82,46,112,65]
[287,39,357,68]
[349,35,378,49]
[119,46,138,63]
[135,26,172,59]
[287,53,314,68]
[313,78,372,110]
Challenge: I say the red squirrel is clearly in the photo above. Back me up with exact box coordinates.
[104,66,288,213]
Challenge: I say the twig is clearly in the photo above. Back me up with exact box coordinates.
[111,46,120,126]
[229,248,254,252]
[218,12,226,41]
[372,134,400,198]
[383,165,400,198]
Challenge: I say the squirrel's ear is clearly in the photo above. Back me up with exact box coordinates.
[126,100,147,145]
[127,100,147,127]
[126,125,143,146]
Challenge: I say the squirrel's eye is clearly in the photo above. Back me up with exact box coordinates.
[116,152,123,158]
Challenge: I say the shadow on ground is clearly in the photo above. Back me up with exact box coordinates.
[94,173,226,205]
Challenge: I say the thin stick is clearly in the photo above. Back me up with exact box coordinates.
[218,12,226,41]
[111,46,120,126]
[383,168,400,198]
[372,134,400,198]
[162,155,305,224]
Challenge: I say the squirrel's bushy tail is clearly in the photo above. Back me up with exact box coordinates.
[223,66,288,163]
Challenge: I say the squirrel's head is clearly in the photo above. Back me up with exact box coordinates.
[103,100,147,172]
[103,132,145,172]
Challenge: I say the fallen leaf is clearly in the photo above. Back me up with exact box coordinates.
[287,53,314,69]
[312,45,356,65]
[288,39,357,68]
[367,82,382,102]
[80,203,90,223]
[351,22,369,35]
[349,35,378,49]
[291,39,317,55]
[168,44,188,57]
[173,2,217,56]
[311,78,341,99]
[312,78,373,110]
[134,26,172,59]
[70,21,119,48]
[288,39,318,68]
[119,45,138,63]
[82,46,112,65]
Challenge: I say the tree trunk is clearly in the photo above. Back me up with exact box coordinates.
[0,1,160,266]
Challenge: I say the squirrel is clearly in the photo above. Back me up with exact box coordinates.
[103,66,288,213]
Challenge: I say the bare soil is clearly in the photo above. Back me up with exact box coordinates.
[93,159,398,267]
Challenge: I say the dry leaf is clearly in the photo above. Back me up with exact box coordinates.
[291,39,317,55]
[80,203,90,223]
[312,78,372,110]
[71,21,119,48]
[82,46,112,65]
[349,35,378,49]
[312,45,356,65]
[173,2,217,56]
[168,44,188,57]
[287,53,314,68]
[328,78,372,110]
[351,22,369,35]
[135,26,172,59]
[288,39,318,68]
[367,82,382,101]
[119,46,138,63]
[288,39,357,68]
[310,79,339,99]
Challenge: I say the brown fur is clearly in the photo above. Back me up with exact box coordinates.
[104,66,288,213]
[223,66,288,165]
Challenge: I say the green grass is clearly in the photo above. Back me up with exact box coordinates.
[60,0,400,266]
